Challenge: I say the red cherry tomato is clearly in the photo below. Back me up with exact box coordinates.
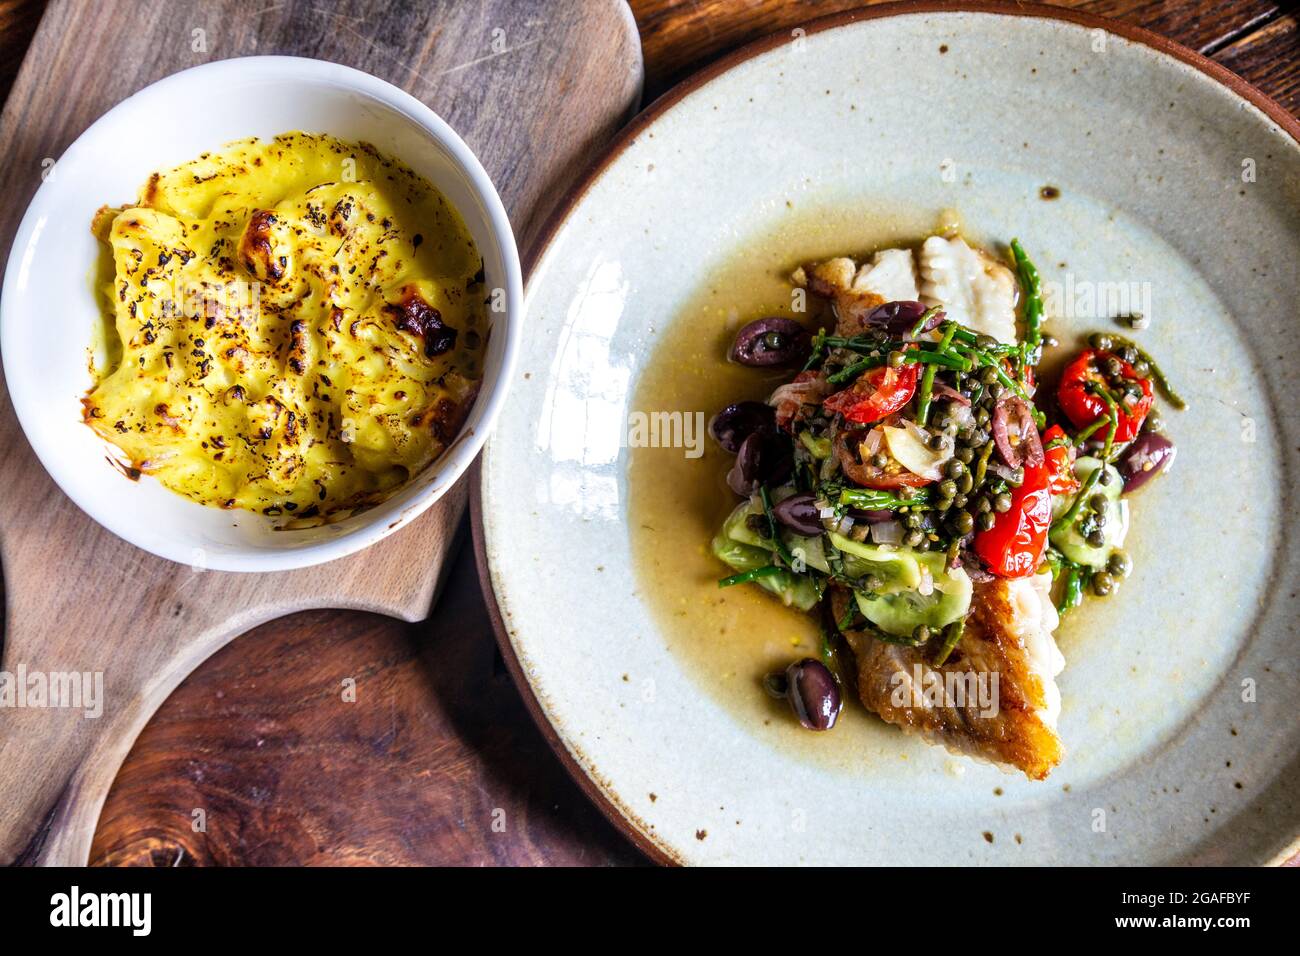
[833,431,931,490]
[1057,349,1153,444]
[974,461,1053,578]
[848,457,932,490]
[1042,424,1079,496]
[822,362,919,425]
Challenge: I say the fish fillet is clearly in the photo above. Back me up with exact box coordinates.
[832,571,1065,779]
[797,239,1018,343]
[852,248,919,302]
[918,236,1018,344]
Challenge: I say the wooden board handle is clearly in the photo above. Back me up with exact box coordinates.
[0,448,466,864]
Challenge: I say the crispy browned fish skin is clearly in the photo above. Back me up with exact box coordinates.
[832,581,1063,780]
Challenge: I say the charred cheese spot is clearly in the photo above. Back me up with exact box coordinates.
[82,132,487,520]
[239,209,288,282]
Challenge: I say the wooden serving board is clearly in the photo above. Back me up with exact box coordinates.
[0,0,641,865]
[6,0,1289,867]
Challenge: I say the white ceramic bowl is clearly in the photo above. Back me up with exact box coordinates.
[0,56,522,571]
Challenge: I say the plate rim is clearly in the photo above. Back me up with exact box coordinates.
[471,0,1300,867]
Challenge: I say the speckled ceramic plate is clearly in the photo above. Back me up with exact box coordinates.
[476,2,1300,865]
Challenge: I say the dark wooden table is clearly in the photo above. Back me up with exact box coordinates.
[0,0,1295,866]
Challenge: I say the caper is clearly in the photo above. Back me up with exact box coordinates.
[935,497,953,513]
[1042,333,1059,349]
[975,495,992,514]
[1091,571,1116,596]
[979,365,999,385]
[1090,332,1114,351]
[863,574,884,592]
[1132,359,1151,377]
[1107,550,1132,577]
[1144,412,1165,434]
[1118,345,1139,365]
[871,453,889,468]
[1007,466,1024,487]
[887,350,905,368]
[1086,528,1106,548]
[976,510,996,532]
[956,446,975,464]
[905,512,923,529]
[1097,467,1113,486]
[762,671,789,699]
[987,382,1005,400]
[975,334,998,351]
[912,624,932,644]
[951,510,975,535]
[993,492,1013,513]
[938,479,958,499]
[944,458,966,480]
[952,493,968,509]
[969,428,989,446]
[929,433,950,452]
[957,471,974,494]
[1103,356,1123,379]
[904,529,925,548]
[975,406,990,426]
[1089,493,1108,512]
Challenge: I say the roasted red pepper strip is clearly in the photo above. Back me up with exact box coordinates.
[1057,348,1153,444]
[822,362,919,424]
[974,460,1053,578]
[1042,424,1079,496]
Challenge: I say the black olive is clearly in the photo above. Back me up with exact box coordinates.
[708,401,775,454]
[727,431,792,496]
[783,658,842,731]
[1117,432,1176,492]
[860,300,939,337]
[730,317,811,367]
[772,491,824,536]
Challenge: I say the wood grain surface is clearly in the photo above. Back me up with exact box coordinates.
[0,0,640,866]
[0,0,1294,866]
